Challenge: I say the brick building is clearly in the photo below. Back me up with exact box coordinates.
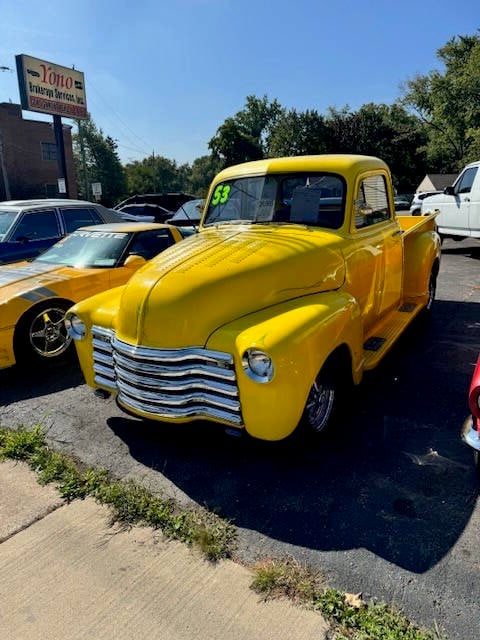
[0,102,77,200]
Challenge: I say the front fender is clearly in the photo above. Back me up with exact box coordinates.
[68,286,126,388]
[206,291,363,440]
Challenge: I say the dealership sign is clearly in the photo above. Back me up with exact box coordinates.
[16,54,88,119]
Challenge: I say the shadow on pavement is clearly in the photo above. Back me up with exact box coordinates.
[107,298,480,574]
[0,352,84,406]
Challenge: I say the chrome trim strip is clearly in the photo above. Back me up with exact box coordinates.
[94,374,117,390]
[116,378,241,412]
[117,394,243,426]
[112,336,234,365]
[113,351,235,381]
[114,368,238,396]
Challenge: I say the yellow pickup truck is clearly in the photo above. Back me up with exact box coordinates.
[67,155,441,441]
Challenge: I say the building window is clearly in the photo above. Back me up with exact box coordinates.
[41,142,58,161]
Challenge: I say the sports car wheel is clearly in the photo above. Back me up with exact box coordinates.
[15,301,73,364]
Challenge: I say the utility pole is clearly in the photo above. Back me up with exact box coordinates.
[0,66,12,199]
[77,119,89,199]
[151,149,156,192]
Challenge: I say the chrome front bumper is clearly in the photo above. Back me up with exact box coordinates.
[461,415,480,452]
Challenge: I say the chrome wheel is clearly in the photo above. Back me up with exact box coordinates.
[425,272,436,312]
[28,306,72,358]
[304,375,335,434]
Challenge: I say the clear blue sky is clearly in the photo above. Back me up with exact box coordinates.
[0,1,478,165]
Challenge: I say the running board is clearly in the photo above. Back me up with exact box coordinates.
[363,302,421,369]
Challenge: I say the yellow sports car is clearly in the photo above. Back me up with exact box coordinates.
[0,222,183,369]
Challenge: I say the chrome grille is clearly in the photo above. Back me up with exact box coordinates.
[91,326,243,426]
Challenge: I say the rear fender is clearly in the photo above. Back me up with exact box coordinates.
[206,291,363,440]
[403,230,441,299]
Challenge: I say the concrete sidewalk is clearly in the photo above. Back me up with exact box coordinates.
[0,461,329,639]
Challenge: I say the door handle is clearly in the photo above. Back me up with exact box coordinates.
[391,229,403,237]
[464,197,470,202]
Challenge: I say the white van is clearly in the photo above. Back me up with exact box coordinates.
[421,160,480,240]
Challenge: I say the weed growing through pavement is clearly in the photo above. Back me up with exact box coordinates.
[0,425,235,561]
[251,558,442,640]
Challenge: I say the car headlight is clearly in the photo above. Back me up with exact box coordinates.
[242,348,274,383]
[65,313,86,341]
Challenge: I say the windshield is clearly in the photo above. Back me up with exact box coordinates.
[35,229,132,268]
[171,199,204,221]
[203,173,345,229]
[0,210,18,241]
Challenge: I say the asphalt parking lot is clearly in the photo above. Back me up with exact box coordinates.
[1,237,479,639]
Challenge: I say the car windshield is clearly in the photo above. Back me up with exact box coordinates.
[0,210,18,241]
[35,229,132,268]
[203,173,345,229]
[171,199,204,222]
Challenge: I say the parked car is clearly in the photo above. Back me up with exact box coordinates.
[116,203,172,223]
[394,195,411,211]
[0,222,183,369]
[461,354,480,475]
[0,199,125,265]
[410,191,442,216]
[166,199,204,236]
[421,160,480,240]
[114,193,197,214]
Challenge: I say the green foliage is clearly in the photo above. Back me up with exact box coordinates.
[268,109,329,157]
[0,426,235,560]
[209,95,284,167]
[402,33,480,170]
[251,558,322,603]
[73,117,127,206]
[315,590,436,640]
[124,155,189,195]
[251,559,438,640]
[186,155,223,196]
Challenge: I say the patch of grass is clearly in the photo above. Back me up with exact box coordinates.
[251,559,439,640]
[251,558,324,604]
[0,426,235,560]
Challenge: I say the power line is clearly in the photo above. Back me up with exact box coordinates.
[87,80,152,156]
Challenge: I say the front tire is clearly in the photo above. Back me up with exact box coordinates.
[14,300,73,366]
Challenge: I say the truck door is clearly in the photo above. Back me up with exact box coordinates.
[442,165,478,235]
[345,174,402,331]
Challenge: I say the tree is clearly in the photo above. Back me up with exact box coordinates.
[402,33,480,170]
[186,155,222,196]
[324,104,428,191]
[124,155,187,194]
[268,109,329,157]
[73,117,126,206]
[209,95,284,166]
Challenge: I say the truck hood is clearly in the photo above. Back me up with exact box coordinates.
[116,225,345,348]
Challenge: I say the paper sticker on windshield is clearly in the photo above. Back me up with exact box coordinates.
[211,184,231,206]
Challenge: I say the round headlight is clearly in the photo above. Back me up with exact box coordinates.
[65,313,86,341]
[242,348,274,383]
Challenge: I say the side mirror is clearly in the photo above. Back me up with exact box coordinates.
[444,185,455,196]
[123,254,147,268]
